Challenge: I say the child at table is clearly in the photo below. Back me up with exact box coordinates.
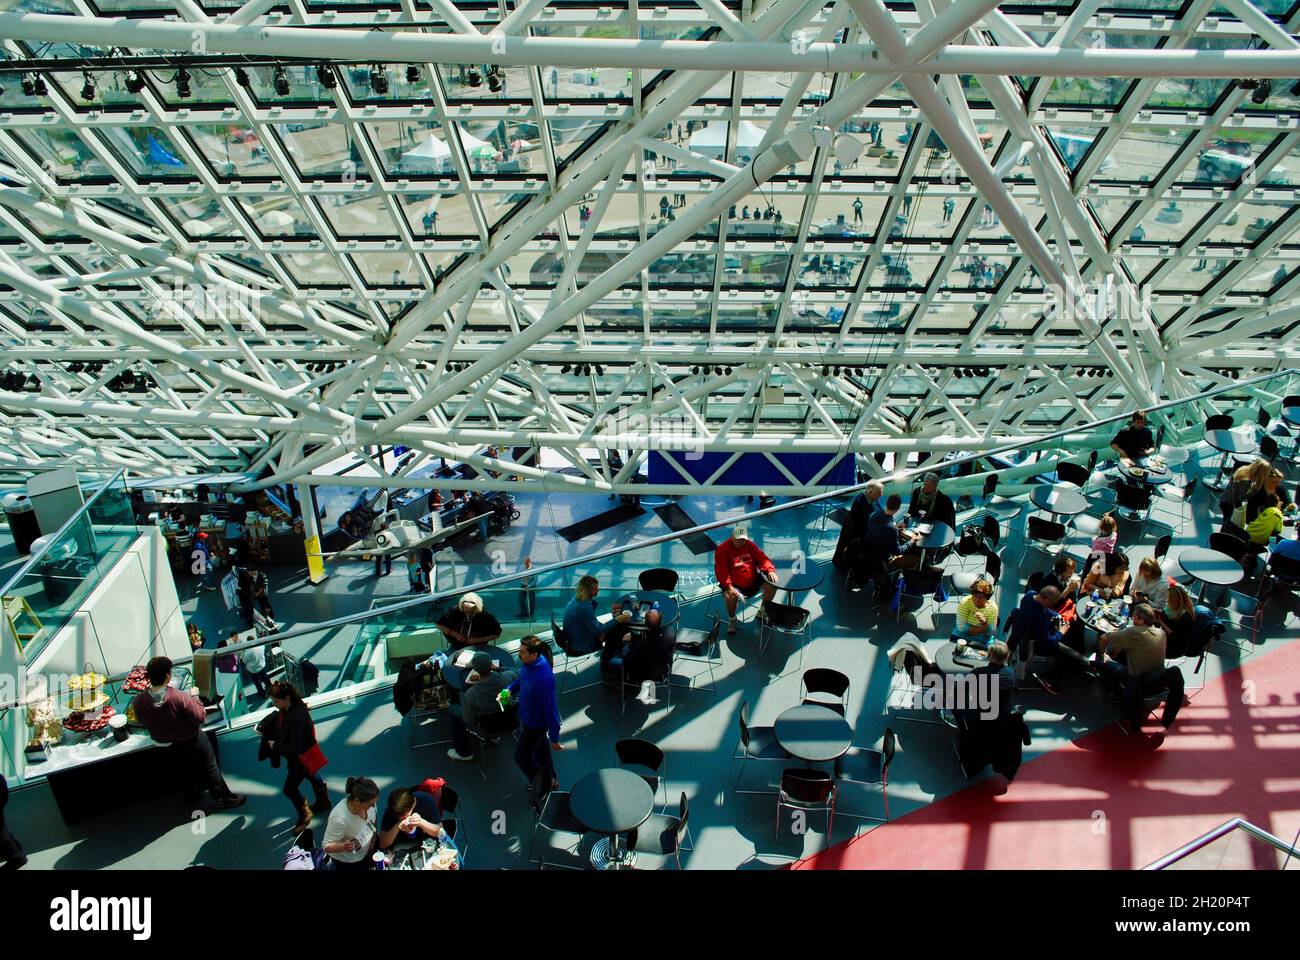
[1090,513,1118,562]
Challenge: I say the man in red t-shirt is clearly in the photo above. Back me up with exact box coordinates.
[714,523,779,633]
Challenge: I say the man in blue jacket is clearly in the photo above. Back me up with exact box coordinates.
[1007,586,1090,694]
[508,635,563,784]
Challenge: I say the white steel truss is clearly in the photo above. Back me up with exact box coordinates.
[0,0,1295,496]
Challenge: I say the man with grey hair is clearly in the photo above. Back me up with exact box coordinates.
[908,472,956,531]
[1096,603,1165,693]
[834,480,886,580]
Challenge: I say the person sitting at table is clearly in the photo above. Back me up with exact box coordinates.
[1007,586,1090,695]
[1219,459,1272,531]
[1130,556,1169,609]
[908,472,957,531]
[437,592,502,649]
[187,621,206,652]
[1244,491,1286,558]
[600,608,675,686]
[958,640,1016,728]
[323,776,380,871]
[833,481,883,578]
[868,493,925,572]
[1089,513,1119,564]
[446,653,518,762]
[714,523,779,634]
[1109,411,1156,467]
[377,785,445,854]
[1082,550,1131,600]
[563,575,630,655]
[1041,556,1082,600]
[953,578,998,640]
[406,551,428,593]
[1157,584,1197,656]
[1248,468,1296,525]
[1095,603,1166,701]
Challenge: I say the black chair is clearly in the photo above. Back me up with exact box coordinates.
[1149,533,1172,564]
[615,737,668,808]
[1209,530,1251,564]
[1205,414,1233,431]
[618,648,674,717]
[551,617,603,695]
[1018,515,1067,568]
[758,599,811,668]
[733,700,789,795]
[887,644,945,725]
[978,472,1023,531]
[671,612,723,694]
[528,767,587,869]
[981,513,1002,551]
[775,769,836,845]
[834,728,895,822]
[1161,476,1200,532]
[895,568,944,622]
[638,568,680,594]
[1056,461,1090,487]
[800,667,851,716]
[1114,481,1154,534]
[625,792,692,869]
[439,785,466,864]
[1113,667,1186,735]
[951,550,1002,594]
[1264,551,1300,592]
[462,705,520,783]
[1260,435,1280,464]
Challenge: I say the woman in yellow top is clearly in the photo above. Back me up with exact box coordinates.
[1245,492,1286,552]
[953,578,997,639]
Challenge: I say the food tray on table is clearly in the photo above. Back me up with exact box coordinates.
[63,705,116,734]
[123,665,150,694]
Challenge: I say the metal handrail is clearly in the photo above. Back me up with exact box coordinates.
[1144,818,1300,869]
[0,468,132,598]
[1,367,1293,712]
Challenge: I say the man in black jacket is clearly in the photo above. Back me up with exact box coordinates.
[909,472,957,530]
[601,609,674,687]
[0,773,27,870]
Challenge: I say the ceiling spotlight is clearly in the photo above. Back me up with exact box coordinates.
[369,65,389,95]
[1291,79,1300,98]
[175,68,191,99]
[561,364,571,374]
[594,365,604,376]
[80,71,95,102]
[724,366,733,376]
[33,75,47,96]
[21,74,36,97]
[234,67,250,88]
[317,64,338,90]
[68,362,83,373]
[466,67,481,88]
[486,66,502,93]
[125,70,147,94]
[406,65,421,84]
[273,65,290,96]
[1251,79,1272,104]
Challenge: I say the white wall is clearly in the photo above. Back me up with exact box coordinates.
[2,529,189,783]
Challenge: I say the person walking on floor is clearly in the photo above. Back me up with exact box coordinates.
[506,635,562,786]
[133,657,246,811]
[251,568,274,621]
[260,681,330,833]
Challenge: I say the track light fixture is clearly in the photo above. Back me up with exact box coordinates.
[561,364,571,374]
[406,65,421,84]
[175,68,191,98]
[1251,79,1272,104]
[594,365,604,376]
[369,65,389,95]
[273,65,290,96]
[466,67,481,88]
[125,70,147,94]
[486,66,502,93]
[316,64,337,90]
[1292,79,1300,98]
[21,74,37,97]
[80,71,95,102]
[234,67,250,88]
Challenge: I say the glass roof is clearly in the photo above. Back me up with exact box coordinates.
[0,0,1298,486]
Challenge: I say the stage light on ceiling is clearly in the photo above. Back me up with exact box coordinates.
[406,65,421,84]
[80,71,95,101]
[125,70,147,94]
[1251,79,1272,104]
[175,69,191,98]
[369,65,389,95]
[466,67,481,88]
[234,67,250,88]
[487,66,502,93]
[273,65,290,96]
[317,64,337,90]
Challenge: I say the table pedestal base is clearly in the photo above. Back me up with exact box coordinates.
[589,836,638,871]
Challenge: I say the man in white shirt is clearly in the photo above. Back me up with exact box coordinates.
[238,633,272,701]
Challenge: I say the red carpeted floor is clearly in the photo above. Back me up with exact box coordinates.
[793,640,1300,870]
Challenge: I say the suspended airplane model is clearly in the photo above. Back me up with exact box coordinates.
[309,489,483,562]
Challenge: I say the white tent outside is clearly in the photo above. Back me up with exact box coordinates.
[399,133,452,173]
[688,120,765,157]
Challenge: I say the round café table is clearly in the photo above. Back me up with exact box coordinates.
[1177,547,1244,604]
[773,704,852,763]
[1030,484,1089,520]
[1117,457,1174,486]
[570,768,655,870]
[914,521,954,567]
[440,644,516,692]
[776,565,825,601]
[933,639,989,675]
[1204,429,1258,491]
[615,590,680,632]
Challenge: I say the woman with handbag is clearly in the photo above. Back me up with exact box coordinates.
[266,681,330,833]
[1220,459,1272,532]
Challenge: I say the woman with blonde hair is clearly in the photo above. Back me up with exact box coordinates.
[1158,584,1197,656]
[1131,556,1168,609]
[1220,458,1273,531]
[953,578,998,639]
[562,575,631,654]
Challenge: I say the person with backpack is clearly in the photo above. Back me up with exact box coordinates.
[261,681,330,834]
